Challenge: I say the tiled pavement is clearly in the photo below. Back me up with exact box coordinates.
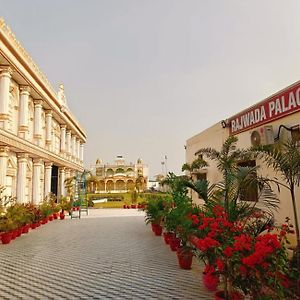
[0,209,214,299]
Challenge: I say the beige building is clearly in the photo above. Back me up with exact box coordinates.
[0,19,86,203]
[88,156,149,193]
[186,80,300,226]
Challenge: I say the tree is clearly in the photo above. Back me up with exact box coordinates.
[254,139,300,288]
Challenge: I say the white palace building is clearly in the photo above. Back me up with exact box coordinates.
[0,19,87,203]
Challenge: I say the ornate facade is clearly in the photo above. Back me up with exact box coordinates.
[0,19,86,203]
[89,156,148,193]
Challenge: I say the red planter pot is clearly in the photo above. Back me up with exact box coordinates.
[53,213,58,219]
[31,223,38,229]
[41,217,49,225]
[151,224,162,236]
[131,205,136,209]
[123,205,127,209]
[176,247,193,270]
[1,232,13,244]
[215,290,244,300]
[127,205,130,209]
[203,273,219,291]
[16,227,22,237]
[163,232,174,244]
[49,215,54,221]
[11,229,18,240]
[59,213,65,220]
[169,236,181,251]
[22,224,30,234]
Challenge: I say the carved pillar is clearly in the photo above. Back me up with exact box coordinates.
[65,168,71,180]
[60,125,66,154]
[80,143,84,162]
[45,110,52,150]
[33,100,43,146]
[32,158,43,204]
[0,66,12,129]
[76,139,80,161]
[72,135,76,158]
[44,162,53,197]
[16,153,28,203]
[19,86,30,138]
[0,146,9,188]
[59,167,66,198]
[66,130,71,158]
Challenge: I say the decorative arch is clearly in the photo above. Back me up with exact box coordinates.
[106,180,114,191]
[115,180,125,191]
[106,169,114,177]
[115,168,124,174]
[97,180,105,191]
[126,180,135,191]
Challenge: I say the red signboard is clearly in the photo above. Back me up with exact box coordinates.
[228,81,300,135]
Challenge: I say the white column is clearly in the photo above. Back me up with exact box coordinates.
[66,130,71,157]
[80,143,84,162]
[45,110,52,150]
[33,100,43,146]
[76,139,80,160]
[44,162,52,197]
[32,158,43,204]
[0,66,12,129]
[0,146,9,188]
[16,153,28,203]
[18,86,30,138]
[60,125,66,154]
[65,168,71,180]
[72,135,76,158]
[59,167,65,198]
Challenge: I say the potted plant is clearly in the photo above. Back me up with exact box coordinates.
[59,197,72,219]
[0,216,16,244]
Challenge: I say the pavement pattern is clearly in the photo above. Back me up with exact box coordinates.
[0,209,214,299]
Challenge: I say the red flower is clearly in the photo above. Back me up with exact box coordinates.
[195,237,220,251]
[233,234,252,251]
[223,247,233,257]
[216,259,224,272]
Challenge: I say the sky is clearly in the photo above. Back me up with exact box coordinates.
[1,0,300,178]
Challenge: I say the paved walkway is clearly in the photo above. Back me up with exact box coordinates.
[0,209,214,299]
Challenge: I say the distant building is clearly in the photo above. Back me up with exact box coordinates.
[0,19,86,203]
[88,156,148,193]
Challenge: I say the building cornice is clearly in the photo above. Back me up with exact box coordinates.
[0,128,84,171]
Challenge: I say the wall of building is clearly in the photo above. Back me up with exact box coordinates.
[0,19,87,203]
[186,82,300,226]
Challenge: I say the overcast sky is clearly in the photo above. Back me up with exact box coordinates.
[1,0,300,178]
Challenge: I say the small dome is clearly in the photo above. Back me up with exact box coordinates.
[96,158,102,165]
[137,158,142,164]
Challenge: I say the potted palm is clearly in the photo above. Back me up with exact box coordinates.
[0,216,16,244]
[59,197,72,220]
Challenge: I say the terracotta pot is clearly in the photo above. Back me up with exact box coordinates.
[169,236,181,251]
[176,247,193,269]
[215,290,244,300]
[1,232,13,244]
[59,213,65,220]
[49,215,54,221]
[53,213,58,219]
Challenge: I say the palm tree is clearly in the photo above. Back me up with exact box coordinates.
[254,139,300,281]
[182,157,208,179]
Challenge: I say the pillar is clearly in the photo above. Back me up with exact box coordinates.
[66,130,71,157]
[59,167,65,198]
[19,86,30,138]
[60,125,66,154]
[32,158,43,204]
[72,135,76,158]
[45,110,52,150]
[0,66,12,129]
[16,153,28,203]
[65,168,71,180]
[0,146,9,188]
[76,139,80,161]
[44,162,52,197]
[80,143,84,162]
[33,100,43,146]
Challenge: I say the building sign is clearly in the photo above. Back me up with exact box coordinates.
[228,81,300,134]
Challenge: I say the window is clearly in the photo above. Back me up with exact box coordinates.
[237,160,258,202]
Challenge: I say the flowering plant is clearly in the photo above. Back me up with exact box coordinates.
[191,205,291,299]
